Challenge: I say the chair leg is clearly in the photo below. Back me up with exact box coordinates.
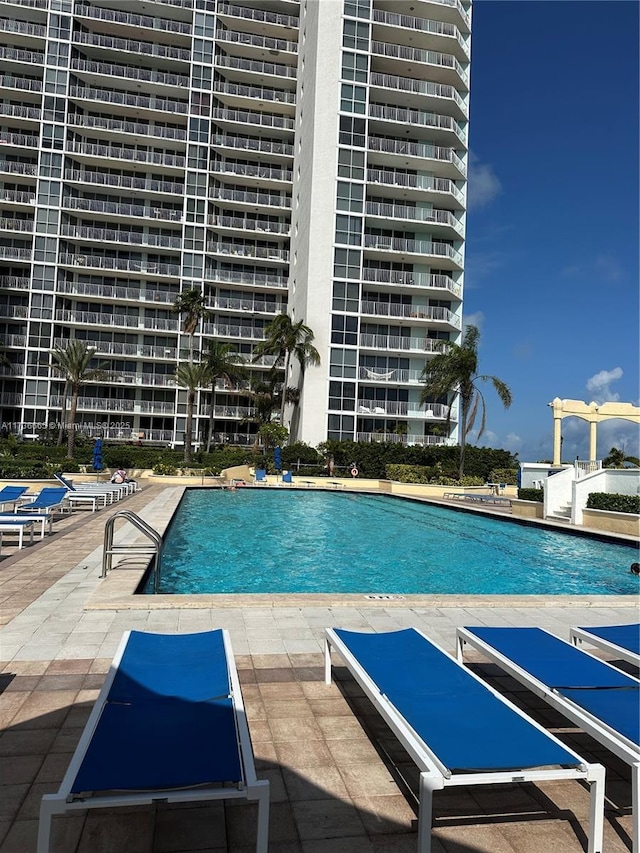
[418,772,444,853]
[586,763,605,853]
[253,781,270,853]
[632,761,639,853]
[37,795,57,853]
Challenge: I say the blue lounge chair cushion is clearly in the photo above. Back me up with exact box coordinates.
[19,487,68,510]
[578,623,640,656]
[333,628,580,773]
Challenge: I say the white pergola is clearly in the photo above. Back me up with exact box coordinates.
[548,397,640,466]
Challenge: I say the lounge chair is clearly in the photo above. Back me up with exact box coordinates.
[456,626,639,852]
[0,512,52,539]
[54,472,127,503]
[17,487,69,516]
[0,518,35,554]
[254,468,267,483]
[325,628,605,853]
[38,629,269,853]
[282,470,293,484]
[0,485,28,511]
[570,623,640,667]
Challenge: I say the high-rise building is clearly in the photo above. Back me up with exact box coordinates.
[0,0,470,450]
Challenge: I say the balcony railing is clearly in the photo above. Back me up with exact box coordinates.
[215,29,298,55]
[1,189,35,204]
[206,242,289,262]
[362,268,462,297]
[208,296,284,314]
[204,323,264,341]
[369,103,466,143]
[367,168,464,204]
[71,59,190,89]
[69,86,189,114]
[357,400,450,419]
[367,136,466,175]
[63,197,182,221]
[212,134,294,158]
[214,82,296,107]
[75,3,192,35]
[369,72,465,112]
[360,301,459,326]
[211,107,294,131]
[0,218,34,232]
[216,161,292,183]
[73,31,191,61]
[217,1,299,28]
[209,215,290,235]
[0,75,42,93]
[64,169,183,195]
[1,305,28,318]
[364,235,463,264]
[0,18,45,37]
[359,334,446,353]
[371,40,468,85]
[372,8,469,55]
[66,141,185,168]
[58,254,181,277]
[60,225,182,250]
[0,275,30,289]
[205,268,288,290]
[0,46,43,64]
[357,432,450,446]
[53,337,178,360]
[366,202,462,233]
[210,187,291,208]
[215,54,297,79]
[0,160,37,176]
[58,280,177,303]
[0,131,39,147]
[68,113,187,141]
[0,246,31,260]
[0,103,41,121]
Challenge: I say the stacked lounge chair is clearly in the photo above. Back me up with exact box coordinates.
[570,622,640,667]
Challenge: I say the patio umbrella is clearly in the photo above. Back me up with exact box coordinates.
[92,438,103,472]
[274,445,282,473]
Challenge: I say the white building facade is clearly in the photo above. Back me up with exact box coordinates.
[0,0,470,449]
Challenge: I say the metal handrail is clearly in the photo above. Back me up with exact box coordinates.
[102,510,162,591]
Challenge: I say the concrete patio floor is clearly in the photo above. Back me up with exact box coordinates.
[0,485,637,852]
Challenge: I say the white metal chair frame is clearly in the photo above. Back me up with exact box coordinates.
[570,625,640,667]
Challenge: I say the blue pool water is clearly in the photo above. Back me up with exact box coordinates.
[146,490,639,596]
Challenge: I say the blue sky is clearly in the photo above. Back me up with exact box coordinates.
[463,0,639,463]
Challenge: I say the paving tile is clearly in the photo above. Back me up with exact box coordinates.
[292,799,367,841]
[282,766,350,802]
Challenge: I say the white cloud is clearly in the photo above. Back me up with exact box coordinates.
[467,154,502,210]
[586,367,623,403]
[463,311,484,333]
[504,433,522,449]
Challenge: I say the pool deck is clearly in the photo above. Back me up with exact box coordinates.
[0,485,638,852]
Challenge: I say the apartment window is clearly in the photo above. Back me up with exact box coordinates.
[340,84,366,115]
[39,152,62,178]
[182,253,203,278]
[330,347,357,378]
[41,124,64,149]
[342,52,368,83]
[191,92,210,116]
[37,181,61,206]
[32,266,55,291]
[335,215,362,246]
[46,41,69,66]
[332,281,359,312]
[188,145,209,170]
[34,237,56,262]
[336,181,363,212]
[193,39,213,64]
[334,247,360,278]
[327,414,354,441]
[186,172,206,196]
[331,314,358,345]
[186,198,205,223]
[43,97,65,123]
[189,118,209,143]
[30,293,53,320]
[44,69,67,95]
[337,148,365,180]
[329,381,356,411]
[344,0,370,18]
[184,226,204,251]
[194,12,215,37]
[49,14,71,39]
[343,20,369,51]
[339,116,366,147]
[191,64,212,90]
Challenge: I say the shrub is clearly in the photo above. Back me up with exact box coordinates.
[152,462,179,476]
[518,488,544,502]
[488,468,518,485]
[586,492,640,514]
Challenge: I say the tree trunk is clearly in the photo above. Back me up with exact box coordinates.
[184,390,195,464]
[67,387,79,460]
[458,398,469,479]
[280,351,290,427]
[57,381,69,446]
[206,381,215,453]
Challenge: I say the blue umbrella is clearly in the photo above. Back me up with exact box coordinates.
[92,438,103,472]
[274,446,282,472]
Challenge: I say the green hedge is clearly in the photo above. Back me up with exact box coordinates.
[517,488,544,502]
[586,492,640,514]
[385,464,484,486]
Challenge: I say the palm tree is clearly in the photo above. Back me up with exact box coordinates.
[176,361,211,464]
[173,288,208,362]
[252,313,320,428]
[204,341,247,452]
[419,324,512,478]
[603,446,640,468]
[51,342,108,459]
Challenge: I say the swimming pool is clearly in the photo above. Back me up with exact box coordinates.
[144,490,639,596]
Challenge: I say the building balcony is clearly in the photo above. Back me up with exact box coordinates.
[0,17,46,39]
[0,246,31,261]
[203,322,265,342]
[217,1,299,30]
[75,4,192,37]
[57,280,177,305]
[0,391,23,407]
[367,136,466,179]
[0,46,43,66]
[0,103,41,123]
[208,295,286,316]
[52,337,178,362]
[209,214,290,237]
[362,269,462,298]
[205,268,289,291]
[68,113,188,143]
[214,29,298,59]
[215,54,298,82]
[62,197,183,223]
[356,431,451,446]
[72,31,191,63]
[0,130,39,148]
[0,75,42,98]
[369,72,467,119]
[0,189,35,205]
[367,168,464,208]
[369,103,467,147]
[211,107,295,136]
[68,86,189,118]
[357,400,451,420]
[214,160,293,189]
[0,160,38,178]
[64,169,184,197]
[58,253,181,279]
[365,202,463,238]
[371,7,469,60]
[59,225,182,252]
[65,140,186,171]
[0,304,28,319]
[359,333,447,354]
[0,275,30,290]
[70,59,190,95]
[3,334,27,348]
[363,235,463,269]
[360,301,461,329]
[206,241,290,264]
[213,82,296,115]
[212,133,294,161]
[371,40,468,88]
[359,366,424,385]
[210,186,292,210]
[201,403,255,420]
[0,218,34,233]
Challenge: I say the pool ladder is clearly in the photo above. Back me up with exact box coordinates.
[102,510,163,592]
